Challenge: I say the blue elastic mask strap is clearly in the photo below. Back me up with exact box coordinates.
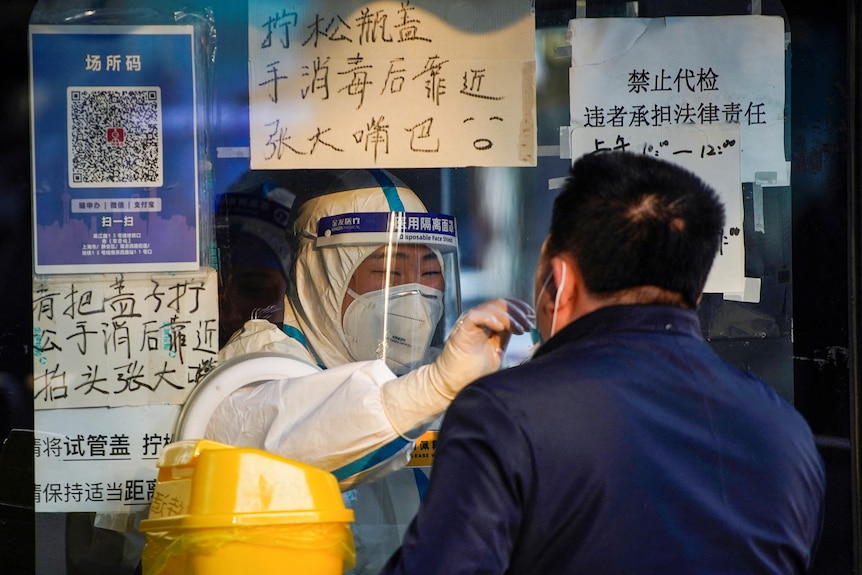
[369,169,405,211]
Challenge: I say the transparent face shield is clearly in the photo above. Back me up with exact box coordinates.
[315,211,461,375]
[215,193,294,347]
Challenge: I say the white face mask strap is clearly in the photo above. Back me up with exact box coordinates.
[550,260,567,338]
[535,271,552,310]
[345,286,362,302]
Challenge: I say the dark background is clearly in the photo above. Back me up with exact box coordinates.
[0,0,858,573]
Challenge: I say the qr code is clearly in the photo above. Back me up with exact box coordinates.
[67,86,163,188]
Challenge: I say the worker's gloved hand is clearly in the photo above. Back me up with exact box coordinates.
[381,297,534,437]
[429,297,534,397]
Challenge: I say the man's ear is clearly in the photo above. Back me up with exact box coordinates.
[550,254,589,325]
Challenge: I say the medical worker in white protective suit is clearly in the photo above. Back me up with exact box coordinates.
[206,169,533,574]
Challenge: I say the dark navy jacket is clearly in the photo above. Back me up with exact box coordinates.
[382,305,825,575]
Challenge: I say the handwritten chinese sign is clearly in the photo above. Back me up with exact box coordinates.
[568,15,786,184]
[248,0,536,169]
[34,405,179,512]
[570,125,744,294]
[33,269,219,410]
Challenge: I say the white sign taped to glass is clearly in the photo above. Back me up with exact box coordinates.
[568,15,787,295]
[248,0,537,168]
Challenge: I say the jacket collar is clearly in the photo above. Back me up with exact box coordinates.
[533,304,702,359]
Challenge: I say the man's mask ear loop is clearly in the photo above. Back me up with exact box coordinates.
[550,261,567,338]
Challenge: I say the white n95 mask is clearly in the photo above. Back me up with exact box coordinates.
[343,283,444,375]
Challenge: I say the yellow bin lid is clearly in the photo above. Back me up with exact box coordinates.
[140,439,354,532]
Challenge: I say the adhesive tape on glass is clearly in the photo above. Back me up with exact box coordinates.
[174,352,320,440]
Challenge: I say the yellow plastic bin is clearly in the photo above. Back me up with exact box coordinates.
[140,439,355,575]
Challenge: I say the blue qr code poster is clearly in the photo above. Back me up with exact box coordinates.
[30,25,200,274]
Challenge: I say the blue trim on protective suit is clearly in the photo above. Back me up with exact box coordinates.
[280,324,326,369]
[333,435,412,481]
[280,323,307,346]
[413,468,430,499]
[369,169,405,211]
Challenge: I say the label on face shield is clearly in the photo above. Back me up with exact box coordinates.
[316,211,457,251]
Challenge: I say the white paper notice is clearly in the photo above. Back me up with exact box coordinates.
[33,268,219,410]
[570,124,745,294]
[568,15,786,184]
[248,0,536,169]
[34,405,179,513]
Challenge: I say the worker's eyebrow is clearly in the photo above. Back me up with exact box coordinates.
[368,248,436,262]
